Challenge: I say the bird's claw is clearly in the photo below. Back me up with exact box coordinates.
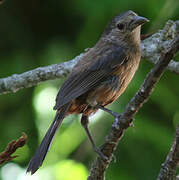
[114,113,121,121]
[94,147,109,161]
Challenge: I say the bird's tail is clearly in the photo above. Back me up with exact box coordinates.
[26,102,71,175]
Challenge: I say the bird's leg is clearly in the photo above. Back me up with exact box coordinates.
[81,115,108,161]
[96,105,135,129]
[96,105,121,121]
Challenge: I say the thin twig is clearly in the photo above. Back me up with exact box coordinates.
[157,125,179,180]
[0,20,179,95]
[87,37,179,180]
[0,133,27,166]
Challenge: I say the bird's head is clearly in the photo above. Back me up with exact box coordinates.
[102,10,149,44]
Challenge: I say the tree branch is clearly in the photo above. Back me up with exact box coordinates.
[0,20,179,95]
[157,125,179,180]
[142,20,179,74]
[0,54,83,94]
[87,36,179,180]
[0,133,27,166]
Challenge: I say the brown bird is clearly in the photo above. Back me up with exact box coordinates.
[27,10,149,174]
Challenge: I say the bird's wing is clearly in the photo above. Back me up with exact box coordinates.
[54,46,126,110]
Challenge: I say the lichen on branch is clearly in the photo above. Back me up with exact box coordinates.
[0,20,179,95]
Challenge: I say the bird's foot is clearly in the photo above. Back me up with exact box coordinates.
[113,112,121,121]
[93,146,109,161]
[96,105,121,119]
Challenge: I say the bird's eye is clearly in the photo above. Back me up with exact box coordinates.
[117,23,125,30]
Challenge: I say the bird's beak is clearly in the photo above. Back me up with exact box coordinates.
[129,15,149,30]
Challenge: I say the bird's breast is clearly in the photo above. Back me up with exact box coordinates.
[67,51,141,116]
[87,53,141,107]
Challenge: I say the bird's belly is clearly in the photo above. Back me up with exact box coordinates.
[67,80,119,115]
[88,83,120,106]
[88,60,139,107]
[68,58,140,116]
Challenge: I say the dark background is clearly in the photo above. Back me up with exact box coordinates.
[0,0,179,179]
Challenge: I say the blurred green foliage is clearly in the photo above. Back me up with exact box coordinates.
[0,0,179,179]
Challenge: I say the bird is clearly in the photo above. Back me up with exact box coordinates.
[27,10,149,174]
